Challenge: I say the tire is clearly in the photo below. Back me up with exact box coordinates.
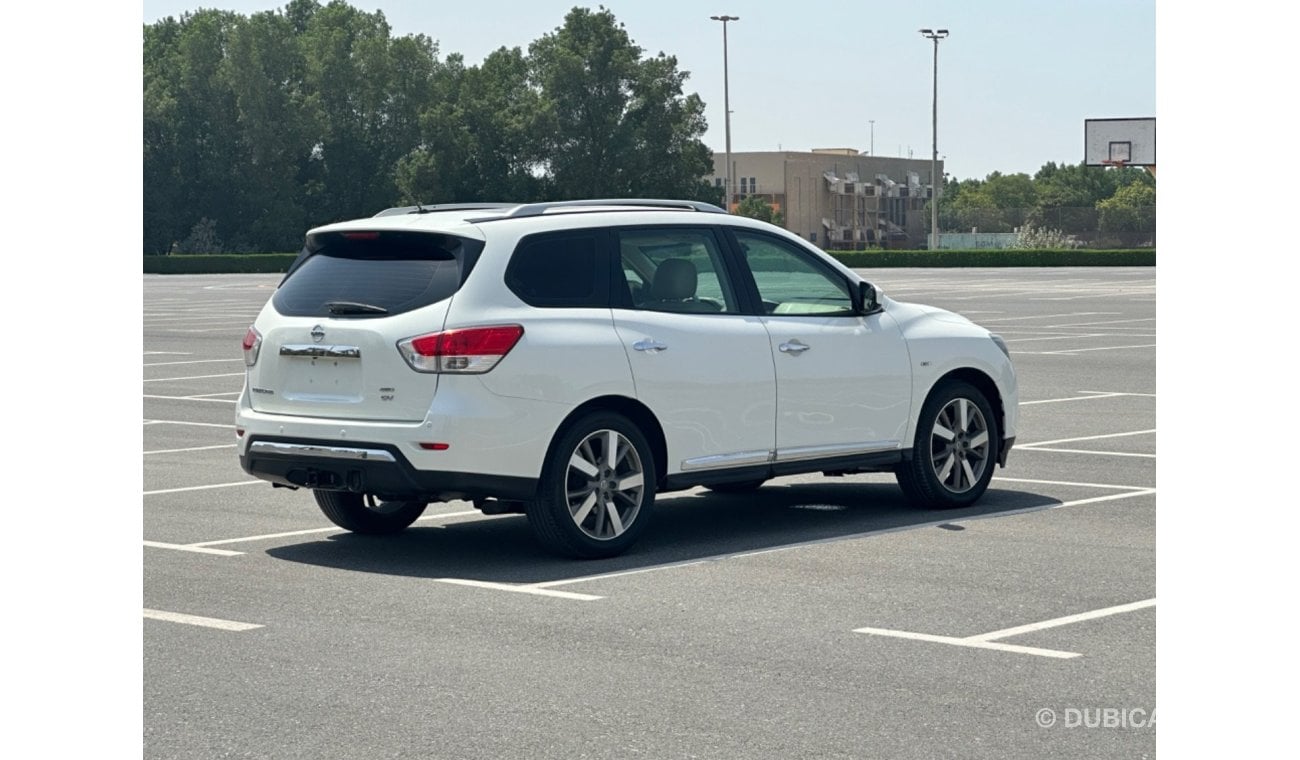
[706,479,767,494]
[896,379,999,509]
[314,491,428,534]
[527,411,657,559]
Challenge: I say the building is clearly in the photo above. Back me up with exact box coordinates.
[710,149,943,249]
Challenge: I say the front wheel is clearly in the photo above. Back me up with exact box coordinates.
[314,491,427,534]
[528,412,656,559]
[896,380,999,509]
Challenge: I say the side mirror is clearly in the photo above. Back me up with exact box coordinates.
[856,281,881,315]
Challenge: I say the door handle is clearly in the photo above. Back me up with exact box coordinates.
[779,340,811,355]
[633,339,668,353]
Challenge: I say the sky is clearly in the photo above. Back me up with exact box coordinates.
[140,0,1155,182]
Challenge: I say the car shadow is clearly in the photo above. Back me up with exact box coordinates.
[264,482,1062,585]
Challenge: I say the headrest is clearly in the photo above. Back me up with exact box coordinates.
[652,258,697,300]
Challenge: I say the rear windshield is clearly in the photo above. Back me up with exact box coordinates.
[273,231,483,318]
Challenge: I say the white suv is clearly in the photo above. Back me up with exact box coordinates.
[237,199,1018,558]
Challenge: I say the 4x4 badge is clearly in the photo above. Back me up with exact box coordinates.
[311,325,325,343]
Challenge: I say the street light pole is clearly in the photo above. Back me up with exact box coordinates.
[711,15,739,212]
[869,119,874,156]
[920,28,948,250]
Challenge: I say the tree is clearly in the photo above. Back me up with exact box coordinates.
[528,6,714,200]
[1097,182,1156,234]
[736,195,783,226]
[945,172,1036,232]
[396,47,546,203]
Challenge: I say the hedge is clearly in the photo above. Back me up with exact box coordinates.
[144,248,1154,274]
[829,248,1154,268]
[143,254,298,274]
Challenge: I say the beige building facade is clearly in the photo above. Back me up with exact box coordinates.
[709,150,943,249]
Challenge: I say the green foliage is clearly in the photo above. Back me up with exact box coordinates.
[143,2,716,253]
[1097,183,1156,234]
[830,249,1155,268]
[527,7,713,200]
[735,195,783,226]
[938,162,1155,240]
[144,254,299,273]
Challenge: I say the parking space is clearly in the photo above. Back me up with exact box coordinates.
[144,269,1155,759]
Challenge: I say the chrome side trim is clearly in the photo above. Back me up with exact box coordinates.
[279,344,362,359]
[680,450,772,472]
[774,441,901,463]
[248,441,396,462]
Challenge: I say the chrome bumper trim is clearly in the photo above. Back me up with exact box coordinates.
[247,441,396,463]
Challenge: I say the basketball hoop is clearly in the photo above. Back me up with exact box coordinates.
[1100,158,1129,169]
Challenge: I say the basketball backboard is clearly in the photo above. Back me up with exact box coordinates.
[1084,117,1155,167]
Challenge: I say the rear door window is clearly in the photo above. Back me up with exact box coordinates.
[273,231,482,318]
[614,228,739,314]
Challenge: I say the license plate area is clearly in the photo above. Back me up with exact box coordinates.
[280,353,364,402]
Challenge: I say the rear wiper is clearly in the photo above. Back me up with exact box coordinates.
[325,301,388,315]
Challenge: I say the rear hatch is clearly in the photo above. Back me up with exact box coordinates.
[247,229,484,422]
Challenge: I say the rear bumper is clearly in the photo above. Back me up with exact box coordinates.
[240,435,537,502]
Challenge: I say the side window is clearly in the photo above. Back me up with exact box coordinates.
[616,229,738,314]
[735,231,854,316]
[505,233,606,308]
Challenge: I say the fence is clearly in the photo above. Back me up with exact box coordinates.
[937,206,1155,249]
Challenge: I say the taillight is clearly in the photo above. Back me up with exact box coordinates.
[397,325,524,374]
[242,326,262,367]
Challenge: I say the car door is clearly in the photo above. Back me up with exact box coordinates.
[610,226,776,476]
[727,228,912,466]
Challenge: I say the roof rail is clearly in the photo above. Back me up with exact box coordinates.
[466,198,727,223]
[373,203,516,218]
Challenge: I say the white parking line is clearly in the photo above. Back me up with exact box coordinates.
[1021,392,1125,406]
[144,480,262,496]
[144,609,263,631]
[1019,447,1155,459]
[188,510,482,547]
[144,358,244,367]
[538,489,1155,590]
[144,372,246,383]
[1018,429,1155,448]
[977,312,1117,323]
[851,627,1080,659]
[431,578,602,601]
[143,541,243,556]
[1040,343,1157,355]
[1043,317,1155,328]
[968,598,1156,642]
[854,598,1155,659]
[144,444,237,455]
[991,476,1150,491]
[1003,333,1106,343]
[144,394,238,404]
[144,419,233,429]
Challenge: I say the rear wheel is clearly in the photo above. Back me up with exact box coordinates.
[528,412,656,559]
[313,491,427,534]
[896,379,999,509]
